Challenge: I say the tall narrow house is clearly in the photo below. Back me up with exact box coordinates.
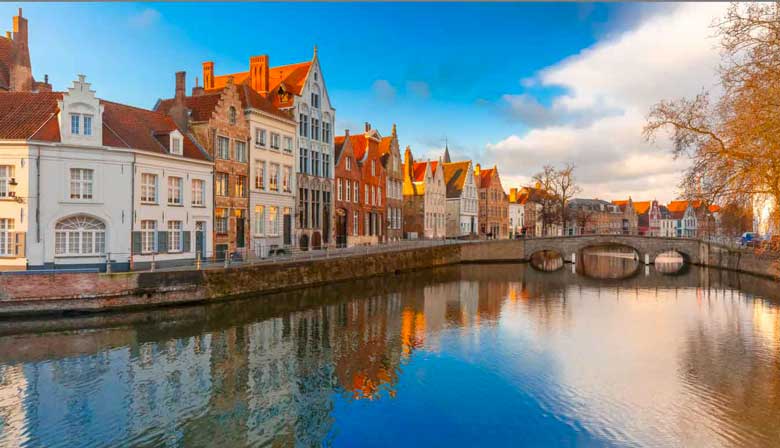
[200,48,336,250]
[442,147,478,237]
[402,148,446,239]
[475,164,508,239]
[380,125,403,242]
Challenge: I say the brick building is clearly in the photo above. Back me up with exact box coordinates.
[475,164,508,239]
[0,9,51,92]
[157,76,250,260]
[380,125,403,242]
[333,124,387,246]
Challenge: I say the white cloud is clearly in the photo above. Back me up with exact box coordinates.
[372,79,396,102]
[129,8,161,28]
[406,81,431,99]
[485,3,727,202]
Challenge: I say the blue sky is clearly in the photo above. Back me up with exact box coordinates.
[2,3,723,201]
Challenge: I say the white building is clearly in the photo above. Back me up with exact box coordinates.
[442,157,478,237]
[239,84,298,257]
[508,202,524,238]
[0,75,212,271]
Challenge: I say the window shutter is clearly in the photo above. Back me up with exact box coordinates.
[157,231,168,253]
[182,231,191,253]
[13,232,25,258]
[132,231,142,254]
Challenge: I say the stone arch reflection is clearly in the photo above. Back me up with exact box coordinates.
[529,250,564,272]
[577,244,640,280]
[654,250,688,275]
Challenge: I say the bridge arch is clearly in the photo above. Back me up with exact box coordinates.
[523,235,701,266]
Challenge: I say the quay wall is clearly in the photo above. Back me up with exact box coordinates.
[0,239,777,316]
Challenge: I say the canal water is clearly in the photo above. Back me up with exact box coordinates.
[0,252,779,447]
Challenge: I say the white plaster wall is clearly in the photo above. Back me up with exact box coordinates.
[248,111,296,257]
[133,152,213,262]
[0,143,31,268]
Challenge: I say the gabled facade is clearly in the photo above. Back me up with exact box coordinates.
[475,164,508,239]
[442,157,477,237]
[380,125,403,242]
[667,201,697,237]
[156,74,249,260]
[401,148,445,239]
[200,49,336,250]
[333,123,387,247]
[0,75,212,271]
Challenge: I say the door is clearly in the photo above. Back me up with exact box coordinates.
[336,211,347,248]
[236,218,245,248]
[215,243,228,261]
[195,221,206,258]
[283,212,292,246]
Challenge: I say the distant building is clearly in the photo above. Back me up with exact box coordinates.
[442,153,478,238]
[402,148,445,239]
[565,198,623,235]
[0,9,51,92]
[667,201,698,237]
[611,198,640,235]
[658,205,676,237]
[475,164,508,239]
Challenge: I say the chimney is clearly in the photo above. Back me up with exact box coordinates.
[392,123,397,137]
[249,55,269,93]
[364,122,371,132]
[202,61,214,90]
[345,129,350,137]
[168,71,189,131]
[192,76,204,96]
[509,188,518,203]
[175,71,185,101]
[13,8,27,44]
[475,163,481,178]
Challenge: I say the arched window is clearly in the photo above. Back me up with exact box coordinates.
[229,106,237,125]
[55,215,106,256]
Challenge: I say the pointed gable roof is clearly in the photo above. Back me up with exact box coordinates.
[442,160,471,198]
[156,83,290,123]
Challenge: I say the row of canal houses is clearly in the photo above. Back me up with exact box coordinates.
[0,10,512,271]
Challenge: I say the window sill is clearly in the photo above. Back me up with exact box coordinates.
[191,204,207,208]
[0,255,21,259]
[140,201,158,206]
[167,203,184,207]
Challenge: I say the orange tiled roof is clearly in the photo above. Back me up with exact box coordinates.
[0,92,208,161]
[667,200,720,214]
[209,61,313,100]
[379,136,393,156]
[157,84,290,122]
[632,201,651,215]
[349,134,369,162]
[412,162,428,182]
[478,167,495,187]
[443,161,470,198]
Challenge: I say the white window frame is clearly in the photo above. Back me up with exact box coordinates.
[55,215,106,257]
[168,176,183,205]
[268,206,279,236]
[235,140,247,163]
[191,179,205,206]
[140,173,158,204]
[140,220,156,254]
[70,114,80,135]
[337,178,342,201]
[69,168,94,200]
[0,219,13,256]
[0,166,14,198]
[254,205,265,236]
[256,128,267,147]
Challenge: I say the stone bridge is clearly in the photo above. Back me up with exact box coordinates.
[522,235,707,264]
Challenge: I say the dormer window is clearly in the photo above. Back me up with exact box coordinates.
[170,136,183,155]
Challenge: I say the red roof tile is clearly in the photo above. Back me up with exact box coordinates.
[0,91,208,161]
[0,91,61,139]
[349,134,368,162]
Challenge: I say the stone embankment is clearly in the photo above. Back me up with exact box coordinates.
[0,238,775,316]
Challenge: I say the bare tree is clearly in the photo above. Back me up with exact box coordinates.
[644,2,780,235]
[532,164,582,235]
